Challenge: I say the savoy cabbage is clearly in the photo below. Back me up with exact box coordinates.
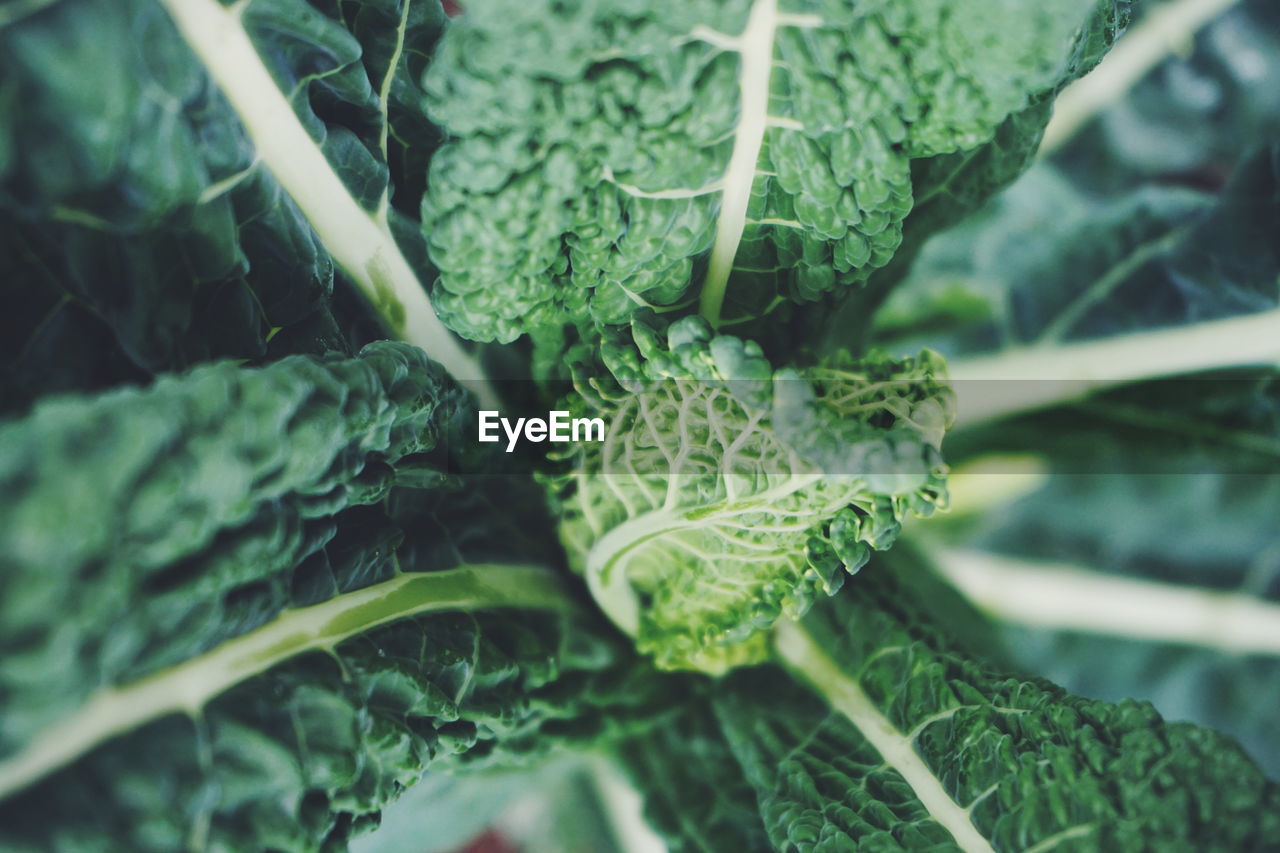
[2,0,1279,850]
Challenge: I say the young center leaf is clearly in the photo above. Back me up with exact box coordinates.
[554,316,951,672]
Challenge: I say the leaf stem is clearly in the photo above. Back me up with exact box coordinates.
[931,547,1280,655]
[1039,0,1242,155]
[0,565,574,800]
[589,758,668,853]
[698,0,781,328]
[773,620,997,853]
[156,0,497,409]
[947,309,1280,427]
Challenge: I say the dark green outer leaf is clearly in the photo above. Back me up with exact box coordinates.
[999,627,1280,779]
[623,569,1280,852]
[0,0,332,411]
[1053,0,1280,195]
[0,342,462,756]
[877,142,1280,359]
[617,692,773,853]
[775,573,1280,851]
[306,0,450,219]
[938,375,1280,775]
[0,606,679,853]
[913,139,1280,773]
[0,0,449,415]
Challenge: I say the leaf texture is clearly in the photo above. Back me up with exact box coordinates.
[623,569,1280,852]
[422,0,1127,343]
[0,0,448,414]
[555,317,950,671]
[0,342,463,756]
[0,606,676,853]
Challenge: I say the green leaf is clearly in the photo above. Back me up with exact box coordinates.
[891,134,1280,778]
[923,376,1280,776]
[876,143,1280,430]
[875,163,1213,358]
[0,342,463,756]
[624,569,1280,852]
[0,331,691,843]
[0,0,482,413]
[618,690,773,853]
[745,93,1070,365]
[554,317,950,672]
[1,0,336,410]
[307,0,450,222]
[422,0,1126,344]
[0,604,674,852]
[883,131,1280,361]
[1051,0,1280,194]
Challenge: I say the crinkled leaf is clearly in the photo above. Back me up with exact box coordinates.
[423,0,1126,344]
[617,692,773,853]
[0,606,676,853]
[555,317,950,672]
[0,0,447,414]
[622,570,1280,852]
[0,342,463,755]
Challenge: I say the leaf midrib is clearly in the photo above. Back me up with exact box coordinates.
[155,0,493,403]
[0,564,572,801]
[774,619,999,853]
